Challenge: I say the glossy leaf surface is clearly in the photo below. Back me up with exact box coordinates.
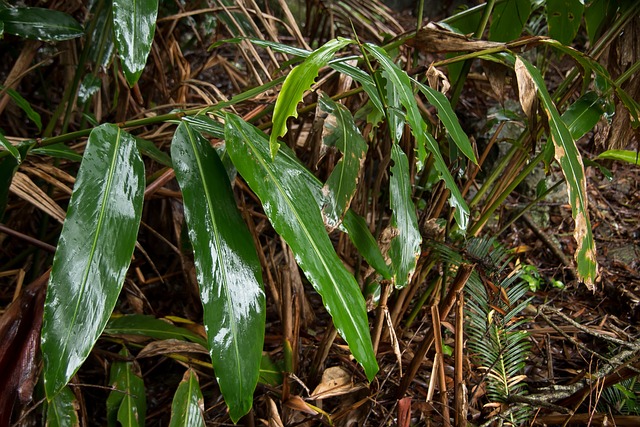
[112,0,159,86]
[341,212,392,280]
[104,314,208,347]
[516,57,597,288]
[31,144,82,162]
[225,114,378,381]
[41,124,145,398]
[0,133,20,161]
[561,92,605,140]
[270,37,352,158]
[389,144,421,288]
[263,140,390,280]
[317,93,367,229]
[363,43,469,230]
[489,0,531,42]
[106,347,146,427]
[169,369,206,427]
[46,386,79,427]
[0,7,83,41]
[597,150,640,165]
[171,122,265,423]
[546,0,584,45]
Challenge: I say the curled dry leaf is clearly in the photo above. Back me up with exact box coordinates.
[426,65,450,95]
[0,270,48,427]
[136,339,209,359]
[406,23,504,53]
[310,366,365,400]
[514,58,537,124]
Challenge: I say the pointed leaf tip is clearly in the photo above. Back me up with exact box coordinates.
[41,124,144,398]
[171,122,265,422]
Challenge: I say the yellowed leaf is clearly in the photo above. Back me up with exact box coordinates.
[514,57,537,123]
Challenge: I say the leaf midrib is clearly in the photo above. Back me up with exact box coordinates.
[183,124,244,396]
[234,122,367,355]
[54,126,121,391]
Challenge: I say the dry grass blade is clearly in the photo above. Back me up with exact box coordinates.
[9,172,66,224]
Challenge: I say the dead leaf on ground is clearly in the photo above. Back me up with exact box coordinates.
[310,366,366,400]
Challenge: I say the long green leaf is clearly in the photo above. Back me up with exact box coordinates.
[225,114,378,381]
[516,56,597,288]
[363,43,469,230]
[31,143,82,162]
[341,211,392,280]
[41,124,145,398]
[489,0,531,42]
[104,314,208,347]
[0,132,20,161]
[317,93,368,229]
[171,122,265,423]
[0,7,83,41]
[561,91,605,140]
[415,81,477,164]
[0,85,42,131]
[389,144,421,288]
[112,0,159,86]
[46,386,79,427]
[546,0,584,45]
[169,369,206,427]
[106,347,146,427]
[270,37,353,158]
[597,149,640,165]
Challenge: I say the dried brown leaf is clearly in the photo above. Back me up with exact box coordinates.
[407,23,504,53]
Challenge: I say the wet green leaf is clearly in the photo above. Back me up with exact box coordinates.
[516,56,597,288]
[31,144,82,162]
[389,144,421,288]
[271,37,353,158]
[597,149,640,165]
[104,314,208,347]
[248,140,391,282]
[243,37,383,113]
[171,122,265,423]
[225,114,378,381]
[317,93,368,229]
[363,43,469,230]
[169,369,205,427]
[546,0,584,45]
[489,0,531,42]
[0,85,42,131]
[561,92,605,140]
[0,132,20,162]
[112,0,159,86]
[41,124,145,398]
[135,136,172,167]
[46,386,79,427]
[87,0,115,70]
[106,347,146,427]
[341,212,392,280]
[0,7,83,41]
